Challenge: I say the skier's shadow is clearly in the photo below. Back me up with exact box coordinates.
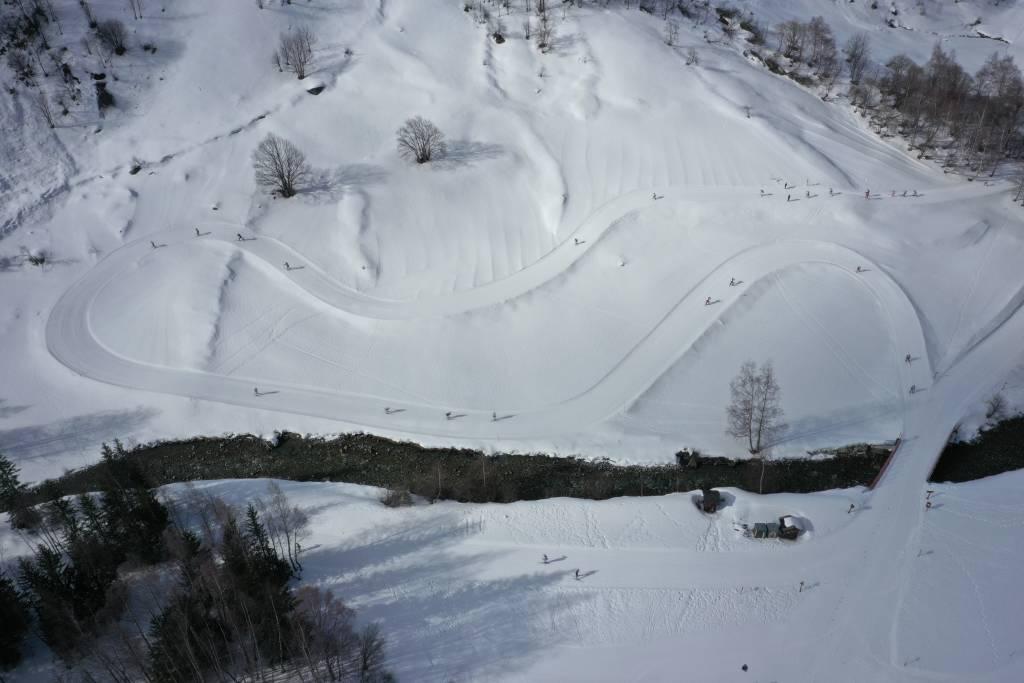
[541,555,567,565]
[492,414,516,422]
[574,570,599,580]
[254,390,281,396]
[285,265,307,271]
[802,581,821,591]
[445,413,467,420]
[195,230,212,237]
[384,408,407,415]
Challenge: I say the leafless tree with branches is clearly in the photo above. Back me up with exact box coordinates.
[396,116,446,163]
[726,360,786,456]
[95,19,128,55]
[253,133,311,197]
[29,89,56,128]
[276,26,316,79]
[843,33,870,84]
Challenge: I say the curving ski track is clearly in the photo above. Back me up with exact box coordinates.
[47,189,932,441]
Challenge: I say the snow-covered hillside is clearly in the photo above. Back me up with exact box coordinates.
[2,0,1023,480]
[3,0,1024,679]
[7,471,1023,682]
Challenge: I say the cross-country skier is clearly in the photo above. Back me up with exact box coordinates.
[195,227,200,237]
[543,554,549,564]
[445,411,452,419]
[492,412,497,421]
[865,189,870,199]
[237,233,244,241]
[284,261,290,270]
[787,194,791,202]
[905,354,911,364]
[254,387,259,396]
[909,384,917,395]
[729,278,736,286]
[848,504,855,514]
[150,241,157,249]
[705,297,712,306]
[575,569,580,580]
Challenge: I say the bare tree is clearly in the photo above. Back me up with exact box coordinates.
[29,90,56,128]
[396,116,446,164]
[535,11,554,52]
[778,19,806,62]
[253,134,311,198]
[726,360,786,455]
[357,623,389,682]
[843,33,870,84]
[276,26,316,79]
[259,482,310,573]
[95,19,128,55]
[664,20,679,47]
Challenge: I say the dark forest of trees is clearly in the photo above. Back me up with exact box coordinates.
[0,446,393,681]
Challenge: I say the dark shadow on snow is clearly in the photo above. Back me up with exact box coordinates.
[434,140,505,169]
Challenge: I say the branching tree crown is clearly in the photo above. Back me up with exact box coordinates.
[95,19,127,55]
[726,360,786,454]
[253,133,311,198]
[276,26,316,79]
[396,116,446,164]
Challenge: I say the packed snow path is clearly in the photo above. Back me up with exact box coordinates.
[46,191,931,440]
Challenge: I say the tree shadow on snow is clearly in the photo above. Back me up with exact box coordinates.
[304,511,590,681]
[434,140,505,169]
[0,407,156,469]
[301,163,389,202]
[0,399,30,419]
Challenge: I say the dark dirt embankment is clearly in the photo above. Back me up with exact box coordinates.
[24,432,892,505]
[930,415,1024,483]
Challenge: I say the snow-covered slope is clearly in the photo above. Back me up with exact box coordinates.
[9,465,1023,682]
[2,0,1023,475]
[3,0,1024,679]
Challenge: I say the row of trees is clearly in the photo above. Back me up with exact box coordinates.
[755,13,1024,177]
[864,47,1024,175]
[0,448,394,681]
